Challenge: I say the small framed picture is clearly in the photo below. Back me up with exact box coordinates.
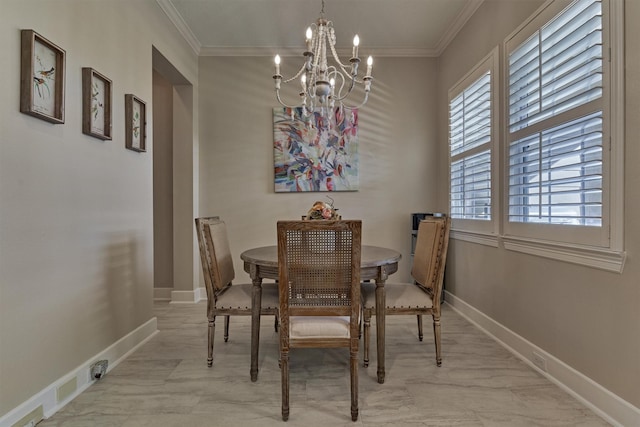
[125,94,146,152]
[20,29,65,124]
[82,68,112,140]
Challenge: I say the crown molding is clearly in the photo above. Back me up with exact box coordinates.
[158,0,483,58]
[198,46,440,58]
[156,0,201,55]
[434,0,484,56]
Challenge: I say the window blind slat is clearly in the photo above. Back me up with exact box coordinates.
[508,0,603,136]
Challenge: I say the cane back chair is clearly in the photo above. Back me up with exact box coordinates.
[277,220,362,422]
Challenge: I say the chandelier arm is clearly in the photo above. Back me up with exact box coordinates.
[327,68,354,102]
[327,40,353,74]
[334,76,358,102]
[275,89,305,109]
[336,91,370,110]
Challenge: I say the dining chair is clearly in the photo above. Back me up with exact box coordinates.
[195,217,279,368]
[362,216,451,368]
[277,220,362,422]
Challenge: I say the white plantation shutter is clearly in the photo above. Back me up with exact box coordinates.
[507,0,604,228]
[508,111,602,225]
[449,71,492,221]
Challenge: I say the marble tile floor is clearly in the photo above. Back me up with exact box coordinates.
[39,301,610,427]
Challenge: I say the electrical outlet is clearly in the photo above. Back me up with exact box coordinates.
[90,359,109,380]
[532,351,547,372]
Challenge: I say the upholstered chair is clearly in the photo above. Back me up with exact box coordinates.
[362,216,451,368]
[195,217,279,369]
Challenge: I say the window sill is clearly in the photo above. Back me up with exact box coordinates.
[502,236,626,273]
[451,230,626,273]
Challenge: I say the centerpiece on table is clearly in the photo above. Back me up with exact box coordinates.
[306,198,340,220]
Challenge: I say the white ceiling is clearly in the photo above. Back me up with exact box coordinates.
[157,0,484,57]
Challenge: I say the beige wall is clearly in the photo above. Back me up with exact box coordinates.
[0,0,198,417]
[436,0,640,411]
[197,56,441,285]
[153,70,174,291]
[3,0,638,422]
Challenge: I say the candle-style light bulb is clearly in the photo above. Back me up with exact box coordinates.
[306,27,313,51]
[352,34,360,58]
[366,56,373,76]
[274,54,281,75]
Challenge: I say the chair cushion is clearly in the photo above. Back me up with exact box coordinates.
[290,316,351,339]
[361,282,433,310]
[208,221,236,290]
[216,282,279,310]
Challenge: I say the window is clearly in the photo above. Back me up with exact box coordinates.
[503,0,624,269]
[447,0,624,271]
[448,48,499,238]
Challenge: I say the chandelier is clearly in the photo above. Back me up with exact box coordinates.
[273,0,373,115]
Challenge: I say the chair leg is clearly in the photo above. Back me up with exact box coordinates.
[417,314,424,341]
[433,314,442,366]
[363,309,371,368]
[281,350,290,421]
[207,317,215,367]
[274,314,279,332]
[224,315,230,342]
[350,347,359,422]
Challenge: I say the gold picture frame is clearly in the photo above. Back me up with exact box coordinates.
[125,94,146,152]
[82,68,112,140]
[20,29,65,124]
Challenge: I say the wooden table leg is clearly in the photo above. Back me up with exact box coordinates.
[375,266,388,384]
[250,265,263,382]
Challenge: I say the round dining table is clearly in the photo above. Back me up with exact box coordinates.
[241,244,401,384]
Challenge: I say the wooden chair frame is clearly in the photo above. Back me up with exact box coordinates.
[277,220,362,422]
[195,217,278,369]
[362,216,450,368]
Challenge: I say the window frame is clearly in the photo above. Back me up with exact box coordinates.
[500,0,625,272]
[448,47,500,242]
[446,0,625,272]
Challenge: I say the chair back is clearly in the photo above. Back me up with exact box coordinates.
[277,220,362,334]
[410,217,451,303]
[195,217,235,296]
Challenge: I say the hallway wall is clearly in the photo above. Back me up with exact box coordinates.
[0,0,198,420]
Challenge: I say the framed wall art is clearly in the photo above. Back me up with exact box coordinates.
[124,94,146,152]
[273,107,359,192]
[82,68,112,140]
[20,29,66,124]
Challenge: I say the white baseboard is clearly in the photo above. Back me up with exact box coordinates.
[168,287,207,303]
[0,318,158,427]
[444,291,640,427]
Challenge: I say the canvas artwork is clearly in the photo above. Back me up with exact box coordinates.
[274,107,359,192]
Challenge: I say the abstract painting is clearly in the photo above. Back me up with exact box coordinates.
[274,107,359,192]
